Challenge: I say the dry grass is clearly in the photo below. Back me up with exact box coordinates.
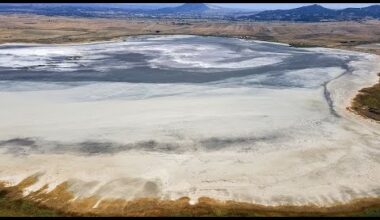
[1,175,380,217]
[0,176,64,217]
[1,14,380,54]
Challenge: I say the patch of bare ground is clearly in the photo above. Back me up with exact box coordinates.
[1,175,380,216]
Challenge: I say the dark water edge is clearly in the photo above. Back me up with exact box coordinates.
[0,35,353,85]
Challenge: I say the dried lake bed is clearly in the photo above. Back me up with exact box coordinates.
[0,35,379,212]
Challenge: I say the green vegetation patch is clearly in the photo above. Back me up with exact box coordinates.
[351,74,380,121]
[0,188,63,217]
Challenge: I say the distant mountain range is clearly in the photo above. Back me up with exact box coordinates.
[150,3,243,18]
[0,3,241,18]
[0,3,380,22]
[240,4,380,22]
[155,3,211,13]
[0,4,135,18]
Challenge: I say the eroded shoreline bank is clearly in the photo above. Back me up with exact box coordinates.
[1,175,380,217]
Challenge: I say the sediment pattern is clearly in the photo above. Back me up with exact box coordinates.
[0,36,380,216]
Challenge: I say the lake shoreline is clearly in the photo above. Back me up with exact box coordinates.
[348,73,380,122]
[0,29,379,216]
[1,32,378,122]
[1,176,380,217]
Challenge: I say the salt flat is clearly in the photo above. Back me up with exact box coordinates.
[0,35,379,207]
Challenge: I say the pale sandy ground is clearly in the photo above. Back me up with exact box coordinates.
[0,39,379,208]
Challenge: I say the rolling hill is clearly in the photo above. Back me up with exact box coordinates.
[240,4,380,22]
